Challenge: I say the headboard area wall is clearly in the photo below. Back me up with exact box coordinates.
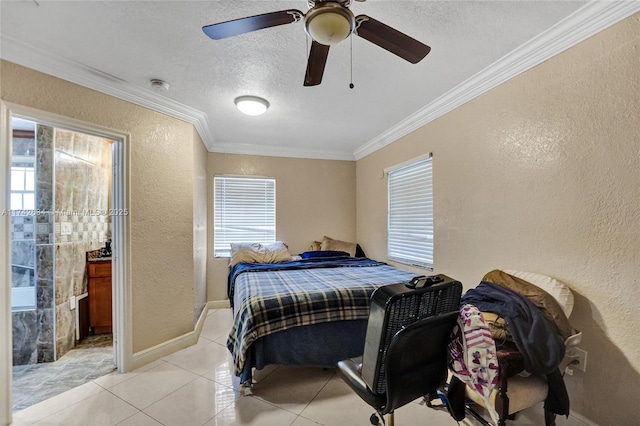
[206,152,356,302]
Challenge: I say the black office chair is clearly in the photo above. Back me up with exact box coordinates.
[337,277,462,426]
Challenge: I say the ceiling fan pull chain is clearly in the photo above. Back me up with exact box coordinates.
[349,35,355,89]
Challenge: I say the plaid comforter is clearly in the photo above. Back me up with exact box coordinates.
[227,259,417,375]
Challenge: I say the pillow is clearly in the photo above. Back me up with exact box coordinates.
[308,239,366,257]
[300,250,350,259]
[503,269,574,317]
[309,241,322,251]
[229,241,292,267]
[261,241,293,264]
[320,236,357,257]
[229,242,262,266]
[482,269,574,340]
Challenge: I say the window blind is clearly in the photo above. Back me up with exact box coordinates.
[214,176,276,257]
[387,157,433,269]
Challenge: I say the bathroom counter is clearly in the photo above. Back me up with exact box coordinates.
[87,256,111,262]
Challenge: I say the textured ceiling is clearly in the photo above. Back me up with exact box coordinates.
[2,0,625,160]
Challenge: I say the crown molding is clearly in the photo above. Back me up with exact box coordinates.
[2,1,637,161]
[213,141,355,161]
[0,36,217,151]
[353,0,640,161]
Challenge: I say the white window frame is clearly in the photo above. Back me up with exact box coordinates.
[386,154,434,270]
[213,176,276,257]
[10,166,35,211]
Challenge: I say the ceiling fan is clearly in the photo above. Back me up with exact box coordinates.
[202,0,431,87]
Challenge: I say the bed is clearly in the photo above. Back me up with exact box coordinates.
[226,251,418,384]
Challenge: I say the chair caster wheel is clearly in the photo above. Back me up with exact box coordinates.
[369,413,379,425]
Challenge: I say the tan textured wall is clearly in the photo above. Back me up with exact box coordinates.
[207,153,356,301]
[193,128,208,321]
[356,14,640,424]
[1,60,199,353]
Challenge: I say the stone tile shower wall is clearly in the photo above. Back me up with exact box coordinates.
[11,125,112,365]
[36,125,55,363]
[54,130,112,358]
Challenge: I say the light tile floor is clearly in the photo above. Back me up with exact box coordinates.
[10,309,584,426]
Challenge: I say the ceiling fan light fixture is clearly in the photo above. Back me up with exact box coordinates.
[305,4,354,46]
[234,95,270,116]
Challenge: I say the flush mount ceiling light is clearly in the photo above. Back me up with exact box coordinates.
[234,96,270,116]
[304,3,354,46]
[150,78,169,92]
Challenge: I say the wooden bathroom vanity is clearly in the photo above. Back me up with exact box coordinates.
[87,258,112,334]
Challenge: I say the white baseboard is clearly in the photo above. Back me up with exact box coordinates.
[130,299,230,370]
[207,300,231,310]
[567,410,598,426]
[131,331,197,371]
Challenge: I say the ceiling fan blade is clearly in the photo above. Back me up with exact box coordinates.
[355,15,431,64]
[304,41,330,87]
[203,10,303,40]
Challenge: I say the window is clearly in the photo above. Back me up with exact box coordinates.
[10,166,35,211]
[214,176,276,257]
[387,155,433,269]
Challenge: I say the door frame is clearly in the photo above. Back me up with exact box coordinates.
[1,102,132,425]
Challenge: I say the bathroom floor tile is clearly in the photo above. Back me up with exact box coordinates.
[12,334,115,412]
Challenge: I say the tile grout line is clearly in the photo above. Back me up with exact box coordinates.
[124,354,237,426]
[290,369,336,426]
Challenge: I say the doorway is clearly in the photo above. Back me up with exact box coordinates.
[1,103,132,423]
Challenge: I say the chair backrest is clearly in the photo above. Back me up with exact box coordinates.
[383,310,460,414]
[361,277,462,398]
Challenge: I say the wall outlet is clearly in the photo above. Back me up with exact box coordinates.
[69,295,76,311]
[568,347,588,372]
[61,222,72,235]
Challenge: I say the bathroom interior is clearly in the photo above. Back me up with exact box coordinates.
[10,117,116,411]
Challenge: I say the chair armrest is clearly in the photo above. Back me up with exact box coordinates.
[496,346,527,381]
[336,358,384,409]
[493,348,524,423]
[497,348,524,364]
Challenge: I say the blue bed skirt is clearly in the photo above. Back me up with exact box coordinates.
[240,319,368,383]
